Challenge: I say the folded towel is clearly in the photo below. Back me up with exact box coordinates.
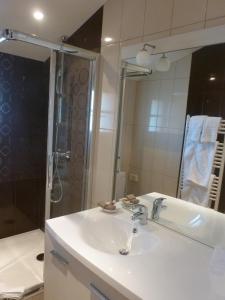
[181,175,215,207]
[186,142,217,188]
[0,283,24,299]
[187,115,207,142]
[201,117,221,143]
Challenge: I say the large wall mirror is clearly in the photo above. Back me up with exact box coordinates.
[113,30,225,228]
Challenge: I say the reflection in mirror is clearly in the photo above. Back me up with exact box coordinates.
[114,43,225,217]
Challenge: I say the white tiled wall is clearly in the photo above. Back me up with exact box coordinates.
[144,0,174,36]
[101,0,225,47]
[121,0,146,41]
[101,0,122,45]
[91,43,121,206]
[91,0,225,206]
[120,55,191,198]
[206,0,225,20]
[172,0,207,29]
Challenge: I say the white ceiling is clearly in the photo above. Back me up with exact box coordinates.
[0,0,106,61]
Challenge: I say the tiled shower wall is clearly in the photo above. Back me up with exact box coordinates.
[91,0,225,206]
[0,52,49,238]
[121,55,191,197]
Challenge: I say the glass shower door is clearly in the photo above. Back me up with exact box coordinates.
[47,51,95,219]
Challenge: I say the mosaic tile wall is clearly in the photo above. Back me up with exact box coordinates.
[0,52,49,238]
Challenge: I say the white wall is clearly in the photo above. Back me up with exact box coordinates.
[91,0,225,207]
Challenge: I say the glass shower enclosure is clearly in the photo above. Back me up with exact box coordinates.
[0,28,98,229]
[46,51,96,219]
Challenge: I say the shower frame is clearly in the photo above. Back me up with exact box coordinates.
[0,28,99,221]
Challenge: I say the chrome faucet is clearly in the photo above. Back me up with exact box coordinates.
[151,198,166,220]
[131,204,148,225]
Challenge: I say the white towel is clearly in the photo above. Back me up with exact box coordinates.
[182,115,218,205]
[0,283,25,299]
[186,142,217,188]
[181,175,215,207]
[187,115,207,142]
[201,117,221,143]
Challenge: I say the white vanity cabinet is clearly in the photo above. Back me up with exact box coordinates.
[44,231,90,300]
[44,230,129,300]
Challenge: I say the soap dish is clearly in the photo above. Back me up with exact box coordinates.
[102,207,118,214]
[98,201,118,213]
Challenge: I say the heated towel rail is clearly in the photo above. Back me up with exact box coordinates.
[178,116,225,210]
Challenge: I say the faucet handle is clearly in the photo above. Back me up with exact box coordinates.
[137,203,147,211]
[151,198,167,220]
[153,197,166,205]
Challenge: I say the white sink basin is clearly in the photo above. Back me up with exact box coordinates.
[45,195,225,300]
[79,214,158,256]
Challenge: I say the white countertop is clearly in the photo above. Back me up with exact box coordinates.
[46,195,225,300]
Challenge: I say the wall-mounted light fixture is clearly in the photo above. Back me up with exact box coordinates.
[155,53,171,72]
[136,43,156,67]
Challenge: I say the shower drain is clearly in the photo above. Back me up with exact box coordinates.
[36,253,44,261]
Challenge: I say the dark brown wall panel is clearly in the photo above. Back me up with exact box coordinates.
[186,44,225,213]
[66,7,103,52]
[0,52,49,238]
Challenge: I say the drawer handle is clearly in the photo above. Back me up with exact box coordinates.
[90,283,109,300]
[50,249,69,265]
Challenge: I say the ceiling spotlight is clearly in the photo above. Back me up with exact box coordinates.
[136,43,156,67]
[104,37,113,43]
[33,10,44,21]
[155,53,171,72]
[209,75,216,81]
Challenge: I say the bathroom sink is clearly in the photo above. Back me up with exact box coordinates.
[79,214,158,256]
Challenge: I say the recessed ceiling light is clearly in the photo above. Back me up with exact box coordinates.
[33,10,44,21]
[104,37,113,43]
[209,75,216,81]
